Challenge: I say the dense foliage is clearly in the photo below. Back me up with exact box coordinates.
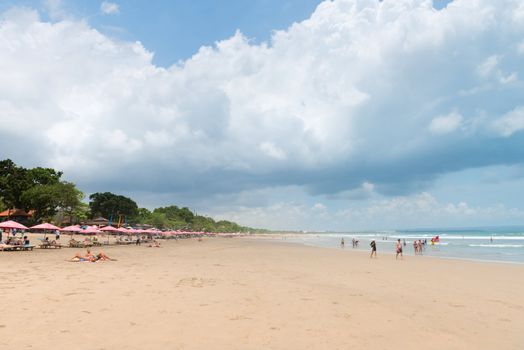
[136,205,254,232]
[0,159,85,223]
[0,159,263,232]
[89,192,139,222]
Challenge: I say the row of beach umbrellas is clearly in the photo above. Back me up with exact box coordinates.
[0,220,210,236]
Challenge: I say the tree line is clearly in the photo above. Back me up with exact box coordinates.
[0,159,263,233]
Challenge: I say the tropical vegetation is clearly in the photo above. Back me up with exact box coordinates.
[0,159,262,233]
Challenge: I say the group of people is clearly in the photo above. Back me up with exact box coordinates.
[413,239,427,255]
[4,235,31,246]
[365,238,428,259]
[369,239,404,259]
[340,238,359,248]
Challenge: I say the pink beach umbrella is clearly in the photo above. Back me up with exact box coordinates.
[60,225,82,233]
[30,222,61,231]
[0,220,29,230]
[30,222,61,239]
[116,227,131,235]
[100,225,119,233]
[80,226,100,235]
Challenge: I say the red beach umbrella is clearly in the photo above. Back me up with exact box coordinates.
[0,220,29,230]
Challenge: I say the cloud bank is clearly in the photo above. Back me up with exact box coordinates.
[1,0,524,228]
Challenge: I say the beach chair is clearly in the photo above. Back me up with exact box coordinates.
[39,240,62,249]
[0,243,15,251]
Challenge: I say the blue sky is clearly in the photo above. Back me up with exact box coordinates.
[1,0,524,231]
[0,0,322,66]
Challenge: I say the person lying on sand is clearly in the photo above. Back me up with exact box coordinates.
[148,240,161,248]
[68,249,116,262]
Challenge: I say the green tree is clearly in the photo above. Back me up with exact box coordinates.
[149,212,170,229]
[27,167,62,186]
[136,207,153,223]
[154,205,195,223]
[0,159,62,209]
[55,182,85,224]
[89,192,139,221]
[0,159,30,208]
[21,182,84,223]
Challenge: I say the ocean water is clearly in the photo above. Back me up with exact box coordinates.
[284,227,524,264]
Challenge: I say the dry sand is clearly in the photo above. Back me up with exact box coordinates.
[0,237,523,350]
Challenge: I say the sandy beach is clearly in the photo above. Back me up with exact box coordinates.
[0,236,523,350]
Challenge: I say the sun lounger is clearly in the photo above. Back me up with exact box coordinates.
[68,240,93,248]
[0,244,34,251]
[0,243,15,251]
[39,241,62,249]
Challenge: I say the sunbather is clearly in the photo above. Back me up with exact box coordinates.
[148,241,161,248]
[69,252,92,262]
[68,249,115,262]
[94,251,115,261]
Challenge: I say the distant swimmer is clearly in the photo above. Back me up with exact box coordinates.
[370,240,377,258]
[490,236,493,242]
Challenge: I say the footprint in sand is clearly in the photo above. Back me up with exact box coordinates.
[449,303,465,308]
[177,277,215,288]
[230,315,251,321]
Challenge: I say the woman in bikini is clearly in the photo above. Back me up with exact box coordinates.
[396,239,403,260]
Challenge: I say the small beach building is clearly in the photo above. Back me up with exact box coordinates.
[0,208,34,224]
[85,216,110,227]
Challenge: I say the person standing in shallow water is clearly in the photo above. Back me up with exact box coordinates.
[340,238,345,248]
[370,240,377,258]
[396,239,403,260]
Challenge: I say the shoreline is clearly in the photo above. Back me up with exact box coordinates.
[245,232,524,265]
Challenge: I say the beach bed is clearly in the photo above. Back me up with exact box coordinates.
[39,241,63,249]
[0,244,35,251]
[69,240,93,248]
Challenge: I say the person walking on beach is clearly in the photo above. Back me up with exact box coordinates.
[396,239,403,260]
[340,238,345,248]
[370,240,377,258]
[413,240,419,255]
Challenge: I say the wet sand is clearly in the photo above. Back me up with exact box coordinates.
[0,237,523,349]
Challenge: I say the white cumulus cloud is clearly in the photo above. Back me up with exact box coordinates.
[428,112,463,135]
[491,106,524,137]
[100,1,119,15]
